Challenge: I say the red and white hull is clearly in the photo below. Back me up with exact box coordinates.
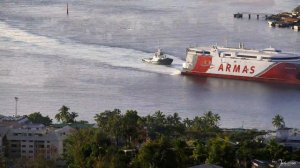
[181,46,300,84]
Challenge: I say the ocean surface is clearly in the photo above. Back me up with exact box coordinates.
[0,0,300,129]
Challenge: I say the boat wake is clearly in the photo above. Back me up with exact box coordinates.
[0,21,184,76]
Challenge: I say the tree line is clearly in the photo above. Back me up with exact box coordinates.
[25,106,299,168]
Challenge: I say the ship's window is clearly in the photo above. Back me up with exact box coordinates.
[237,55,257,59]
[224,54,231,57]
[203,51,210,55]
[262,57,271,60]
[196,51,210,55]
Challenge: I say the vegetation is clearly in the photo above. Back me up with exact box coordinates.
[55,105,78,123]
[62,109,299,168]
[27,112,52,126]
[16,108,299,167]
[272,114,285,129]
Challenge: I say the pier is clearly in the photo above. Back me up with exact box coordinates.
[234,12,273,20]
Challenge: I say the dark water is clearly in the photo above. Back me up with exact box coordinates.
[0,0,299,129]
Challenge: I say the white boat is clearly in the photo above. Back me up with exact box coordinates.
[142,49,173,65]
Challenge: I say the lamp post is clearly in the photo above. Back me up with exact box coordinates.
[15,97,18,116]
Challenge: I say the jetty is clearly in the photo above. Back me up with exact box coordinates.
[234,12,273,20]
[234,10,300,32]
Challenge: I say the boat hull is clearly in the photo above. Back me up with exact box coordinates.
[142,58,173,65]
[181,71,300,84]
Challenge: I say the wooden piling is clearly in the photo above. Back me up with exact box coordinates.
[234,12,273,20]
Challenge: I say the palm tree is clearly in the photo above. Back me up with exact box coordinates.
[183,118,193,129]
[55,105,78,123]
[202,111,220,128]
[272,114,285,129]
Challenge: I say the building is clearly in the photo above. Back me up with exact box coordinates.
[276,128,300,152]
[0,115,75,161]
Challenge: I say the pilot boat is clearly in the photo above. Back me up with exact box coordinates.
[142,49,173,65]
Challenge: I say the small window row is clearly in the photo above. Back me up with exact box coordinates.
[196,51,211,55]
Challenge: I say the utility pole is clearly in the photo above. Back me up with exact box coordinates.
[67,3,69,15]
[15,97,18,116]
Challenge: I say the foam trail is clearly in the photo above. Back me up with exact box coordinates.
[0,21,184,75]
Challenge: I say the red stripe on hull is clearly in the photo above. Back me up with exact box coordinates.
[191,55,212,73]
[257,63,300,84]
[181,71,300,84]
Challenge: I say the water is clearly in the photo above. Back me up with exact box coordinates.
[0,0,300,129]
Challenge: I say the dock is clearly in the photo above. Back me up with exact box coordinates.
[234,12,273,20]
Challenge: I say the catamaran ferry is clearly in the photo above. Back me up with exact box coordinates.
[181,44,300,84]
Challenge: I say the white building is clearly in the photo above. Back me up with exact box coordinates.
[276,128,300,151]
[0,115,75,160]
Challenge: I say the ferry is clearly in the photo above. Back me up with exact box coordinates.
[181,44,300,84]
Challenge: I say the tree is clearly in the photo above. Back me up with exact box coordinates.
[94,109,123,145]
[183,118,193,129]
[122,110,142,146]
[272,114,285,129]
[27,112,52,126]
[206,136,236,168]
[55,105,78,123]
[64,128,118,168]
[235,140,263,168]
[166,113,185,136]
[191,111,220,133]
[133,137,180,168]
[192,141,208,164]
[143,111,167,139]
[202,111,221,130]
[266,139,290,161]
[173,139,189,167]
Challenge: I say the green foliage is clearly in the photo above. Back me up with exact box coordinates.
[227,129,265,143]
[191,111,220,133]
[55,105,78,123]
[172,139,190,167]
[206,136,236,168]
[27,112,52,126]
[235,140,266,168]
[143,111,185,139]
[291,147,300,161]
[266,139,290,161]
[60,108,296,168]
[122,110,143,146]
[133,137,181,168]
[13,154,56,168]
[192,141,208,164]
[64,128,130,168]
[0,156,6,168]
[272,114,285,129]
[93,147,130,168]
[94,109,124,145]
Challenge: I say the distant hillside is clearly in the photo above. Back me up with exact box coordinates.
[293,5,300,13]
